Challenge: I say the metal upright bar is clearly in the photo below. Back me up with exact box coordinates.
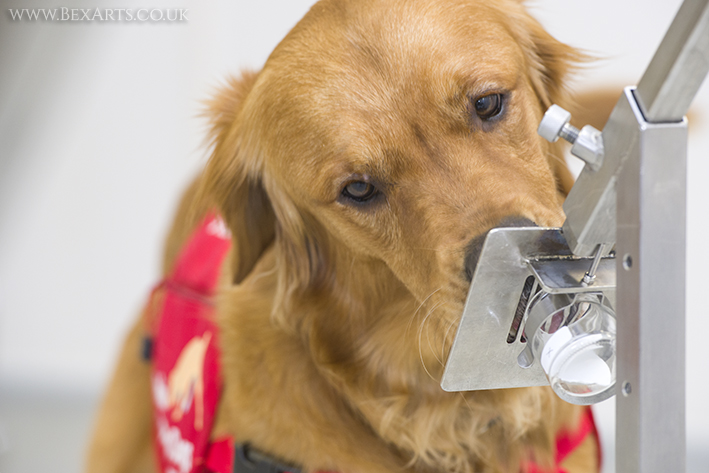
[613,1,709,471]
[615,88,687,473]
[635,0,709,123]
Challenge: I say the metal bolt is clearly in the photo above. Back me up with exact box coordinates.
[538,104,605,171]
[538,105,576,143]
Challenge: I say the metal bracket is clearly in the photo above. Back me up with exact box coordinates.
[440,227,615,392]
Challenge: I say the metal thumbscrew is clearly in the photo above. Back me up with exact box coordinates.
[538,104,605,171]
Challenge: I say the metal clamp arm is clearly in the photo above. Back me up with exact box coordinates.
[556,0,709,256]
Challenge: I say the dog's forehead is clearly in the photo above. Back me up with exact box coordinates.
[273,0,525,92]
[249,0,531,197]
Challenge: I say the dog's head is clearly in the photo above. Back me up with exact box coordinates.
[201,0,580,468]
[204,0,577,324]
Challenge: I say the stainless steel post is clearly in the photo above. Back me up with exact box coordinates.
[612,0,709,471]
[615,88,687,473]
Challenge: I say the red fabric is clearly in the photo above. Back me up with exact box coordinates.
[204,436,235,473]
[524,407,600,473]
[149,214,232,473]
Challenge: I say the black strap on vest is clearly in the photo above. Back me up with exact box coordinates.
[234,443,302,473]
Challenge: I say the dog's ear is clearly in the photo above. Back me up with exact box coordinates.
[503,2,585,111]
[507,4,588,196]
[264,182,333,325]
[198,72,276,284]
[528,17,584,197]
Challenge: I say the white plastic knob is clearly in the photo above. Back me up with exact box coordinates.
[538,104,572,143]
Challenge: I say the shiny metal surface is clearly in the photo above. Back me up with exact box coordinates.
[528,258,615,294]
[441,227,615,392]
[570,125,604,171]
[516,292,573,369]
[562,88,637,256]
[635,0,709,122]
[615,87,688,473]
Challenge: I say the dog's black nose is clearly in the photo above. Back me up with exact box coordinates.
[463,217,536,282]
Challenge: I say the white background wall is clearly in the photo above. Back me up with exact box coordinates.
[0,0,706,471]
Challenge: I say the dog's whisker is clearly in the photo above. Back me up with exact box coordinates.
[417,301,444,382]
[249,265,277,284]
[409,246,440,252]
[406,286,443,335]
[425,307,448,368]
[459,391,475,415]
[545,150,569,168]
[441,317,459,363]
[348,255,357,277]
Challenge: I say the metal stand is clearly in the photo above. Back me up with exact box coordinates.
[614,87,687,473]
[564,0,709,470]
[613,0,709,469]
[441,1,709,470]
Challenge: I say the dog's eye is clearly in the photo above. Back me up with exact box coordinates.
[474,93,503,120]
[342,181,378,202]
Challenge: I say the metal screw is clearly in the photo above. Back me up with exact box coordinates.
[538,104,605,171]
[622,381,633,397]
[582,243,609,285]
[538,105,576,143]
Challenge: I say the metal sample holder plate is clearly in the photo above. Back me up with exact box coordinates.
[441,227,615,392]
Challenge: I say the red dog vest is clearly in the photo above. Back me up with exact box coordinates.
[147,214,233,473]
[145,214,600,473]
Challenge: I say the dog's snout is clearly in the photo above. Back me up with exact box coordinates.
[463,217,536,282]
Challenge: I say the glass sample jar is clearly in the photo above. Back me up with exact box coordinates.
[529,292,616,405]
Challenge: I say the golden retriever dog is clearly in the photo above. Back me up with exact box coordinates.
[87,0,601,472]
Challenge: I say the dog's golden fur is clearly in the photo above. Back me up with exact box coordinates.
[87,1,601,472]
